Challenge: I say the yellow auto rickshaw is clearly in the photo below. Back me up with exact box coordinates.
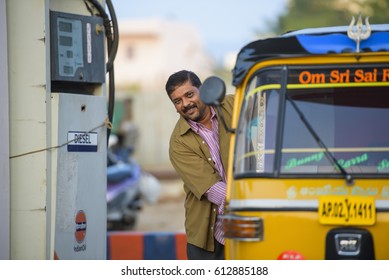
[200,16,389,259]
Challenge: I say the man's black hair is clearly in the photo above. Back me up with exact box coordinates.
[165,70,202,97]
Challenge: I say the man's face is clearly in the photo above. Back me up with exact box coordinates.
[170,80,209,123]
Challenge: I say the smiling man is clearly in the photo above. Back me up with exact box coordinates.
[165,70,234,260]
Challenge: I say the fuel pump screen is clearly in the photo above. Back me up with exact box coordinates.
[57,17,83,77]
[50,11,105,93]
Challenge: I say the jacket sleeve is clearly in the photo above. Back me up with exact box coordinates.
[169,133,222,200]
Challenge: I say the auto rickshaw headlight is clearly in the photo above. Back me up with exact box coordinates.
[221,214,263,241]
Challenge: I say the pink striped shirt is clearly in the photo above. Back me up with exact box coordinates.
[188,107,226,245]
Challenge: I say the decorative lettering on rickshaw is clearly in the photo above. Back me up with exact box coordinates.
[296,67,389,84]
[337,153,368,169]
[285,153,370,171]
[382,186,389,198]
[299,185,349,196]
[286,184,382,199]
[351,186,379,196]
[255,93,266,172]
[285,152,324,170]
[378,159,389,171]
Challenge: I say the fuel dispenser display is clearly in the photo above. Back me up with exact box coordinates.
[50,11,105,93]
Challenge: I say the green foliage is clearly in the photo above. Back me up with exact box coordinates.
[272,0,389,35]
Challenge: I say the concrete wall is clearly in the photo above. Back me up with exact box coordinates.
[0,0,10,260]
[7,0,48,259]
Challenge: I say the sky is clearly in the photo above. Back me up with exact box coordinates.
[110,0,288,62]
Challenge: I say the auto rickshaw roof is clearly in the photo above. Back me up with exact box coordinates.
[232,24,389,86]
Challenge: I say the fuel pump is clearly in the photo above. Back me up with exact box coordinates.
[49,0,118,259]
[3,0,117,260]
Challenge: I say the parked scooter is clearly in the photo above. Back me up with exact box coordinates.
[107,135,160,230]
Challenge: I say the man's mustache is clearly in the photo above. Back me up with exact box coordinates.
[183,104,196,113]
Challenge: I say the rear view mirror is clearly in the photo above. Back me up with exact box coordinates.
[200,76,234,133]
[199,76,226,105]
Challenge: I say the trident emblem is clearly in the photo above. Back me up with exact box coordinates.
[347,13,371,53]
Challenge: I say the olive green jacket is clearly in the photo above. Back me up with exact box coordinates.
[169,95,234,251]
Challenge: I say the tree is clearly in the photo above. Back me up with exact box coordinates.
[270,0,389,35]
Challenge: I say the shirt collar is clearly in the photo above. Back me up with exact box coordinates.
[187,106,216,133]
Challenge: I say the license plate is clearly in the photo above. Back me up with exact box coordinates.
[318,196,376,225]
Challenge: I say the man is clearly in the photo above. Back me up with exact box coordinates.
[165,70,234,260]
